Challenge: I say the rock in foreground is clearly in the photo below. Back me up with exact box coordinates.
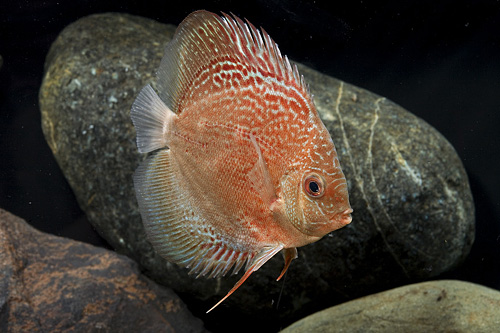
[282,280,500,333]
[39,12,474,329]
[0,208,207,333]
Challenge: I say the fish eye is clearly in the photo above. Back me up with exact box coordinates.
[303,173,325,198]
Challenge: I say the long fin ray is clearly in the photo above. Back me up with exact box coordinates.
[206,245,283,313]
[130,85,174,153]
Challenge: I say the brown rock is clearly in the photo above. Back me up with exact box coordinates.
[281,280,500,333]
[0,208,208,333]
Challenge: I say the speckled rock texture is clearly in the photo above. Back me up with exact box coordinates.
[282,280,500,333]
[0,208,208,333]
[39,13,475,331]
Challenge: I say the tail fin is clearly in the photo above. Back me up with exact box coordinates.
[131,84,175,153]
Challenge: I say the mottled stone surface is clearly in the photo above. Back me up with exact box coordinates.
[0,208,207,333]
[39,13,474,331]
[282,280,500,333]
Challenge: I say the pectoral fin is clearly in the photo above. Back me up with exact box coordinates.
[247,134,277,208]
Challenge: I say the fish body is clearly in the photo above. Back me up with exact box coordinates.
[131,10,352,312]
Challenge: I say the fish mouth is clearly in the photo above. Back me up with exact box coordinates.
[305,207,353,236]
[340,208,353,225]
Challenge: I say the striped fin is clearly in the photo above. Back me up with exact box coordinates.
[156,10,309,114]
[133,149,256,279]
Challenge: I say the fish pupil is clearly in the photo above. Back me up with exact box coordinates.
[309,181,320,193]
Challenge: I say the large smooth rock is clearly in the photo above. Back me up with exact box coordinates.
[282,280,500,333]
[39,13,474,330]
[0,208,207,333]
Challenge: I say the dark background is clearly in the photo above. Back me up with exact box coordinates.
[1,0,499,301]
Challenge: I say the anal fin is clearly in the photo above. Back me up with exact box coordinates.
[134,149,263,288]
[134,149,209,269]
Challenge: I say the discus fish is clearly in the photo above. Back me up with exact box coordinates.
[131,10,352,312]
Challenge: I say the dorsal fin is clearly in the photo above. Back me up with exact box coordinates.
[156,10,309,114]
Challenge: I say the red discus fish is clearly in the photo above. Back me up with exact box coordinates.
[131,10,352,312]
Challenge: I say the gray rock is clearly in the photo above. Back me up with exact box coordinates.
[281,280,500,333]
[39,13,474,331]
[0,208,208,333]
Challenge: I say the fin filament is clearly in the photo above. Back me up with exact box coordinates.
[206,245,283,313]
